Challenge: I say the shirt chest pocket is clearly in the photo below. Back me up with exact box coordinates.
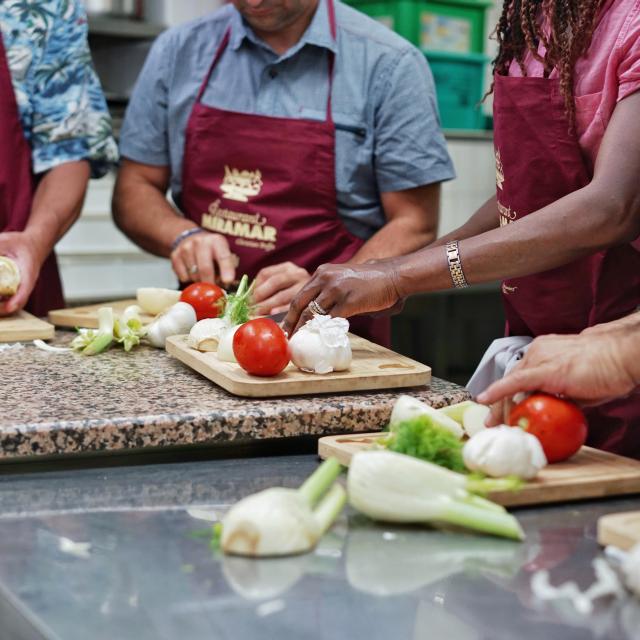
[298,108,372,195]
[333,120,373,195]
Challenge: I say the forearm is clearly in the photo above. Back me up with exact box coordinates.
[393,182,640,297]
[112,171,195,258]
[24,161,90,264]
[350,217,436,263]
[430,194,500,249]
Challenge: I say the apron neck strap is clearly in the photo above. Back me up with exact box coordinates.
[197,0,337,124]
[196,27,231,103]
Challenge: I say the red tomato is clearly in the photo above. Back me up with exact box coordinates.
[509,393,587,463]
[180,282,225,321]
[233,318,290,377]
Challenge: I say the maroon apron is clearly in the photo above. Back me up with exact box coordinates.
[179,0,389,345]
[0,32,64,316]
[493,73,640,456]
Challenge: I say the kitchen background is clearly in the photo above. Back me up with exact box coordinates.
[68,0,503,384]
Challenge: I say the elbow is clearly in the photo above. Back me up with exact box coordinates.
[111,179,128,234]
[585,187,640,248]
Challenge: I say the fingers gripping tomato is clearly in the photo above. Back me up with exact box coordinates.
[233,318,290,377]
[509,394,587,463]
[180,282,225,321]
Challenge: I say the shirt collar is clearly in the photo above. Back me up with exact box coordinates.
[229,0,337,57]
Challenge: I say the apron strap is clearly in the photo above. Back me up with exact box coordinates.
[197,1,337,123]
[325,0,337,124]
[196,27,231,104]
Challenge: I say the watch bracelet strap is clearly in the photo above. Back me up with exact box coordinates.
[171,227,206,252]
[445,240,469,289]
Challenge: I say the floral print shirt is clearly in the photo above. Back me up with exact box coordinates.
[0,0,118,177]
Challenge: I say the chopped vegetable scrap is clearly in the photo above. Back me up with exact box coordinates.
[383,415,466,473]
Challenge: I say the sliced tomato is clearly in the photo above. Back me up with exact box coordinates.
[509,393,587,463]
[180,282,225,321]
[233,318,290,377]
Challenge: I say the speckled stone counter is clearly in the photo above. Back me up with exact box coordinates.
[0,332,469,462]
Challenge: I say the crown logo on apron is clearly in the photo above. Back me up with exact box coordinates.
[220,166,264,202]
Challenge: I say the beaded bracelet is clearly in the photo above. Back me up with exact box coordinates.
[170,227,206,252]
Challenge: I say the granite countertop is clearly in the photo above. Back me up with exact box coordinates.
[0,454,638,640]
[0,333,469,462]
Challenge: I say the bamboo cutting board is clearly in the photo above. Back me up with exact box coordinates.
[165,334,431,398]
[48,299,155,329]
[318,433,640,507]
[597,511,640,550]
[0,311,55,342]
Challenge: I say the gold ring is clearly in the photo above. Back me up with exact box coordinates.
[308,299,328,316]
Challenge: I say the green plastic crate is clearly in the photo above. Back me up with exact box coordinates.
[427,51,488,129]
[346,0,493,54]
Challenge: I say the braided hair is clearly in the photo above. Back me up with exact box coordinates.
[489,0,606,127]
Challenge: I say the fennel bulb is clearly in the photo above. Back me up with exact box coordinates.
[390,395,463,439]
[462,403,490,437]
[463,425,547,479]
[221,458,346,557]
[217,324,241,362]
[347,450,524,540]
[136,287,181,315]
[288,315,352,374]
[146,302,197,348]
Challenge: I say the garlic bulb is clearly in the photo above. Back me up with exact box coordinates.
[217,324,241,362]
[188,318,228,352]
[0,256,20,297]
[463,425,547,480]
[289,315,351,374]
[146,302,197,348]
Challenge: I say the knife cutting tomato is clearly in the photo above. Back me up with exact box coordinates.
[509,393,588,463]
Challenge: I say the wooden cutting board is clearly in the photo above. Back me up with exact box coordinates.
[318,433,640,508]
[48,300,155,329]
[597,511,640,550]
[166,334,431,398]
[0,311,55,342]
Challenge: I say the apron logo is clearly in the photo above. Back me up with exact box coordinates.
[502,283,518,295]
[495,149,505,190]
[220,166,263,202]
[201,200,277,253]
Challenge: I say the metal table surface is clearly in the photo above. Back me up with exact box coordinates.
[0,454,638,640]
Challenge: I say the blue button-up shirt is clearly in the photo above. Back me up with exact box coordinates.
[120,0,455,239]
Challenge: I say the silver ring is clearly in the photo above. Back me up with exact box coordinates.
[308,299,328,316]
[188,265,198,275]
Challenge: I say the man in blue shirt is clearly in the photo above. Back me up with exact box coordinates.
[114,0,454,320]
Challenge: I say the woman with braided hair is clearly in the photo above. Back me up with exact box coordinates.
[284,0,640,456]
